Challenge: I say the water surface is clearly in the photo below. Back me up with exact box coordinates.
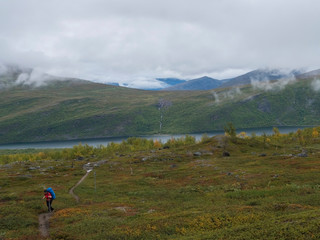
[0,126,310,150]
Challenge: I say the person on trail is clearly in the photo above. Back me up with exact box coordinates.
[43,190,54,212]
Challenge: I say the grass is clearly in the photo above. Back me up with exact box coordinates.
[1,129,320,239]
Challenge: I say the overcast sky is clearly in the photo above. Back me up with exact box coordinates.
[0,0,320,88]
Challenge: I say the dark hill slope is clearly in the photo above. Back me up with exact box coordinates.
[1,76,320,144]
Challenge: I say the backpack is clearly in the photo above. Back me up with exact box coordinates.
[46,188,56,199]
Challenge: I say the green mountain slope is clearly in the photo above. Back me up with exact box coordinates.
[1,75,320,144]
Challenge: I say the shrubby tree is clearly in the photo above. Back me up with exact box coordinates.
[224,122,236,138]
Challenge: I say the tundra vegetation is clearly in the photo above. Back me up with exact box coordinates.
[1,127,320,239]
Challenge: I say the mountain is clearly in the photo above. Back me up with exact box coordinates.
[159,69,303,91]
[1,67,320,144]
[296,68,320,80]
[162,76,222,91]
[220,69,303,88]
[156,78,187,86]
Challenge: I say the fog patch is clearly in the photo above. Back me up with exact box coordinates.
[222,87,242,99]
[119,78,169,90]
[212,87,242,104]
[311,79,320,91]
[0,64,8,76]
[211,91,220,103]
[251,76,296,91]
[15,69,57,87]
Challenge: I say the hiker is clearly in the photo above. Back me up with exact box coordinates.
[42,189,54,212]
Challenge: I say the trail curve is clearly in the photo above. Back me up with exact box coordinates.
[69,170,91,203]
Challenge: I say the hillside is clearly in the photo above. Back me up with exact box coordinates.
[1,129,320,239]
[1,70,320,144]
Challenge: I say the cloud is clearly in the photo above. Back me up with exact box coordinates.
[0,63,8,76]
[15,69,59,87]
[250,70,297,91]
[212,87,242,104]
[0,0,320,88]
[119,78,169,89]
[211,91,220,103]
[311,79,320,91]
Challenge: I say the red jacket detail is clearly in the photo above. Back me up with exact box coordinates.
[44,192,52,201]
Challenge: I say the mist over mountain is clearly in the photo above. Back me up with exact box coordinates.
[296,68,320,80]
[156,78,186,86]
[158,69,304,91]
[0,64,309,92]
[220,69,303,88]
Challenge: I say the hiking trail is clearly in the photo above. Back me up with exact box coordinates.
[38,212,53,238]
[69,169,92,203]
[38,168,92,238]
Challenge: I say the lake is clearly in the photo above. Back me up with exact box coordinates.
[0,126,311,150]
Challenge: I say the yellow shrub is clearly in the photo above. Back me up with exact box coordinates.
[154,140,162,148]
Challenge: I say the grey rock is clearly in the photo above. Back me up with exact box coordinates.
[297,153,308,157]
[141,157,149,162]
[193,152,202,156]
[28,166,40,170]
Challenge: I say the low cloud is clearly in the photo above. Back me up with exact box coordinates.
[15,69,58,87]
[119,78,169,90]
[250,75,296,91]
[211,91,220,103]
[0,64,8,75]
[0,64,63,89]
[222,87,242,99]
[311,79,320,91]
[212,87,242,104]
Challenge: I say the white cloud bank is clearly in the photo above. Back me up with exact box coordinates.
[0,0,320,88]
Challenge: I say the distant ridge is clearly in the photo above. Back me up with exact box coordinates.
[156,78,186,86]
[159,69,304,91]
[220,69,302,88]
[296,68,320,79]
[162,76,222,91]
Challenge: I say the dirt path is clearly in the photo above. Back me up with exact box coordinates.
[38,212,53,238]
[69,170,91,203]
[38,170,91,237]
